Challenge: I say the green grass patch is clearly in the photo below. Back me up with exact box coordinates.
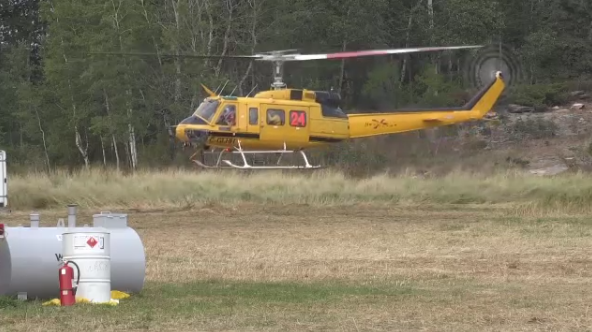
[0,279,422,330]
[1,276,590,331]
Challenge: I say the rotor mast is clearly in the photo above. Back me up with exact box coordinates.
[271,61,286,90]
[260,49,299,90]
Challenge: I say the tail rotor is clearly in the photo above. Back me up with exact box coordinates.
[464,43,526,91]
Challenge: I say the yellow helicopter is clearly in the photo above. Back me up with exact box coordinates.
[98,45,506,169]
[164,46,506,169]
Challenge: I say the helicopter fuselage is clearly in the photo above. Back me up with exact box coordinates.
[175,88,350,151]
[175,71,506,153]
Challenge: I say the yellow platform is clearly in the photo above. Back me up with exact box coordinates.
[41,290,130,306]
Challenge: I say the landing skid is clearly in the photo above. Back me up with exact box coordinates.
[190,141,322,170]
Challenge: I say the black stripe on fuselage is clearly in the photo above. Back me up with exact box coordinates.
[209,132,260,139]
[208,131,343,143]
[309,136,343,143]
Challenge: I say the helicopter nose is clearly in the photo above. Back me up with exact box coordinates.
[175,125,187,142]
[176,125,209,144]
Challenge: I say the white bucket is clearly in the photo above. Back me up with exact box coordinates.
[62,230,111,303]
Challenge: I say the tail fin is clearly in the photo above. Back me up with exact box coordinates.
[460,70,506,118]
[348,71,506,139]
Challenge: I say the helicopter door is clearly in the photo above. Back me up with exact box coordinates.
[260,105,309,149]
[286,108,310,147]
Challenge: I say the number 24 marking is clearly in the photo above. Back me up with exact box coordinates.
[290,111,306,127]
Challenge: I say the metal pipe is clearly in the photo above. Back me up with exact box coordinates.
[29,213,39,228]
[67,204,77,228]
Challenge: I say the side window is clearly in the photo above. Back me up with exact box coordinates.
[216,104,236,126]
[289,110,307,127]
[266,109,285,126]
[249,107,258,125]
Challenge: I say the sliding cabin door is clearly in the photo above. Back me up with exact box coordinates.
[260,104,309,149]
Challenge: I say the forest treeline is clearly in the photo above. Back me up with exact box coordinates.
[0,0,591,172]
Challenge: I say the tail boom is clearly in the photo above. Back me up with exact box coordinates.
[347,71,506,139]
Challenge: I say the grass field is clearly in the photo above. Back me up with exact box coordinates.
[2,169,592,331]
[7,168,592,212]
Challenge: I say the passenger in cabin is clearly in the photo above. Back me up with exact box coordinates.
[267,111,282,125]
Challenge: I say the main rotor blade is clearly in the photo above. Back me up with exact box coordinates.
[89,45,482,62]
[90,51,262,60]
[290,45,483,61]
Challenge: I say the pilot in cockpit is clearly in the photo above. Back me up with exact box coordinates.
[220,105,236,126]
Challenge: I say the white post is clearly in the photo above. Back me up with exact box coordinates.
[67,204,77,228]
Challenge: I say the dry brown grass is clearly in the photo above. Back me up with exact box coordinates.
[7,167,592,214]
[1,203,592,331]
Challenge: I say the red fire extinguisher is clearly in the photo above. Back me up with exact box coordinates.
[59,260,80,306]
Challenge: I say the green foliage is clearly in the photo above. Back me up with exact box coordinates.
[361,61,411,109]
[0,296,21,309]
[411,66,465,107]
[508,83,569,109]
[434,0,505,44]
[0,0,589,171]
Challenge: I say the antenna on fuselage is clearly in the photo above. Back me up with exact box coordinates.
[213,83,223,95]
[246,84,258,97]
[217,80,229,96]
[229,84,238,96]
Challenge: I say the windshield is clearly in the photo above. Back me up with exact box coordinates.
[194,99,220,123]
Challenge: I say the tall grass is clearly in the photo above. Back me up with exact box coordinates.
[6,167,592,211]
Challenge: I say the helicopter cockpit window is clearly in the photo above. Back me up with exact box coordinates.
[216,104,237,126]
[321,104,348,118]
[179,115,207,125]
[266,109,285,126]
[315,90,348,119]
[194,99,220,123]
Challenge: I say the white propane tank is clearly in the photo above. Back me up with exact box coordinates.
[62,230,111,303]
[0,206,145,300]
